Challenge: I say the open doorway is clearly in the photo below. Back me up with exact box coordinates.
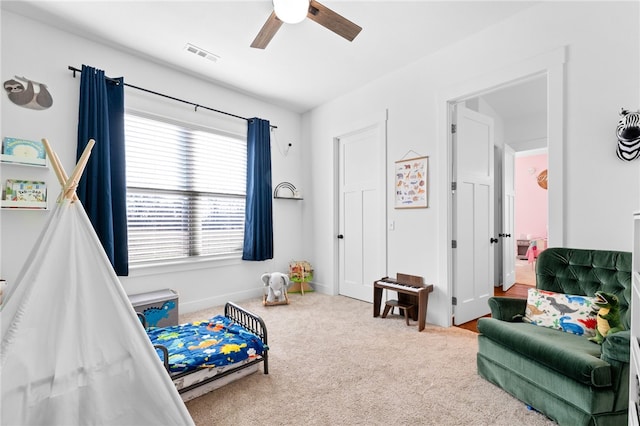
[466,76,548,288]
[444,47,565,327]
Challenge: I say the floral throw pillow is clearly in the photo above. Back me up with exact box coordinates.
[523,288,597,337]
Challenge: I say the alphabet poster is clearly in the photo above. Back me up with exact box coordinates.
[395,156,428,208]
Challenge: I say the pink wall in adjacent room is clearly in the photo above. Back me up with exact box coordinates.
[515,153,548,240]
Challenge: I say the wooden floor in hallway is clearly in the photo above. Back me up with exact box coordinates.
[455,283,532,333]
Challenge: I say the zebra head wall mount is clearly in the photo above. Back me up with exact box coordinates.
[616,108,640,161]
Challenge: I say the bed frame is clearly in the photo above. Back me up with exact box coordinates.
[143,302,269,402]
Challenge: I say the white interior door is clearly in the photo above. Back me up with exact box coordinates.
[502,145,516,291]
[453,105,495,325]
[338,122,386,302]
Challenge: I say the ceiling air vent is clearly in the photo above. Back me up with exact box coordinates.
[184,43,220,63]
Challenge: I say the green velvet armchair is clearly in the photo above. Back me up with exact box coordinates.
[477,247,631,426]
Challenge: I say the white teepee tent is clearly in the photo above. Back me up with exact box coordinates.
[1,140,194,425]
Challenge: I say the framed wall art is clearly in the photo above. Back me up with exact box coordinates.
[395,156,428,208]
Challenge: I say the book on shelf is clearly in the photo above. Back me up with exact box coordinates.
[5,179,47,202]
[2,137,46,165]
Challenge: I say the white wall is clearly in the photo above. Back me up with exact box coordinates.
[304,1,640,327]
[0,11,305,313]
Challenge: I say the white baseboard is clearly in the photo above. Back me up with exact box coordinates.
[306,282,334,295]
[180,288,264,314]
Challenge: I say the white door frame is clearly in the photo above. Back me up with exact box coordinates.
[437,47,566,326]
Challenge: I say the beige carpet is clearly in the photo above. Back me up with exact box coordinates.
[181,293,555,426]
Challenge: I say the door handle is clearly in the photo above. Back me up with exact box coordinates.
[498,233,511,238]
[337,234,344,239]
[490,238,499,244]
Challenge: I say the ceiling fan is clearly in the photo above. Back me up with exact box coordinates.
[251,0,362,49]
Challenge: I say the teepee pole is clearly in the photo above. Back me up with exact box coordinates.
[41,138,95,202]
[41,138,78,202]
[63,139,95,201]
[41,138,64,184]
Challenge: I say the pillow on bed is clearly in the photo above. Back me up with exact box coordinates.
[523,288,597,337]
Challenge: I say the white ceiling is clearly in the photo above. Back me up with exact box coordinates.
[481,75,547,119]
[2,0,539,113]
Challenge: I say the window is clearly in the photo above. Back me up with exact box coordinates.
[125,112,246,265]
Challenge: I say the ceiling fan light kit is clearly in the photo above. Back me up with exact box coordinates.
[273,0,309,24]
[251,0,362,49]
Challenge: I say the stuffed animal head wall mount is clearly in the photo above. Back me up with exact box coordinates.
[616,108,640,161]
[261,272,290,304]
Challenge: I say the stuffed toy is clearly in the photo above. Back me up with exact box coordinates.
[589,291,625,344]
[261,272,290,303]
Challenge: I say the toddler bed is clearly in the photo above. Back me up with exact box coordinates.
[140,302,268,402]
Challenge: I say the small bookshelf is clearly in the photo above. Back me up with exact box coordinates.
[1,179,48,210]
[1,154,47,167]
[1,200,48,209]
[1,137,47,167]
[1,138,49,210]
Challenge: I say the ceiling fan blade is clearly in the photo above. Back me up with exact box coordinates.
[251,11,283,49]
[307,0,362,42]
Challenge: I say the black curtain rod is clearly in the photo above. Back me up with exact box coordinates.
[68,66,277,129]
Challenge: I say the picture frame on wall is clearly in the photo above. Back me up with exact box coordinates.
[395,156,428,209]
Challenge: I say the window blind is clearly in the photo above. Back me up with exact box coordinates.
[125,113,246,264]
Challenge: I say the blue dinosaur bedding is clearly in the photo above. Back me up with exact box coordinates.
[146,315,265,374]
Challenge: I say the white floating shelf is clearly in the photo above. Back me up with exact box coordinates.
[1,200,48,209]
[274,195,304,200]
[273,182,303,200]
[1,154,47,167]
